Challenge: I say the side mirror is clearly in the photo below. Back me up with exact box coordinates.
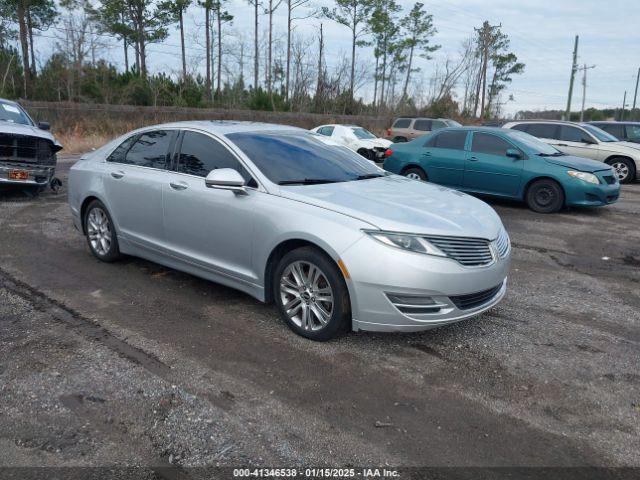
[506,148,522,159]
[205,168,247,195]
[37,121,51,131]
[581,136,596,144]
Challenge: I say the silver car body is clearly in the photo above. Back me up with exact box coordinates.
[68,121,510,333]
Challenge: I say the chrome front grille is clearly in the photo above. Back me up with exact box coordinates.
[494,228,510,258]
[423,235,494,267]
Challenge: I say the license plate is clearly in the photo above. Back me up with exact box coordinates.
[9,170,29,181]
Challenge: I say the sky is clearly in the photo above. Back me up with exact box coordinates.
[37,0,640,116]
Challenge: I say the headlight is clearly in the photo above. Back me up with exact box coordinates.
[567,170,599,184]
[364,230,446,257]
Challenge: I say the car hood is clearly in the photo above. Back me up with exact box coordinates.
[543,155,611,172]
[0,121,62,150]
[279,175,503,240]
[359,138,392,149]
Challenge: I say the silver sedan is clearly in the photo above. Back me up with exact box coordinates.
[68,121,510,340]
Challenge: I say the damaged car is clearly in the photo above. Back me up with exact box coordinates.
[0,98,62,190]
[310,124,392,162]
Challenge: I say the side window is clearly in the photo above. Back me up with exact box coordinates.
[318,126,334,136]
[626,125,640,140]
[471,133,514,156]
[177,131,254,185]
[413,119,432,131]
[526,123,559,139]
[426,130,467,150]
[107,135,137,163]
[559,125,588,142]
[124,130,174,168]
[393,118,411,129]
[511,124,530,133]
[431,120,447,131]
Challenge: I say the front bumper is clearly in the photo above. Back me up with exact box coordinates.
[0,163,55,186]
[565,180,620,207]
[341,235,510,332]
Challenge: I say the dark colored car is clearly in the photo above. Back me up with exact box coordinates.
[589,121,640,144]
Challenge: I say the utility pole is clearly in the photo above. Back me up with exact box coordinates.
[565,35,579,121]
[633,67,640,120]
[578,64,596,122]
[621,91,628,121]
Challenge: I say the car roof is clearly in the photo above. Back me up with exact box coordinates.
[590,120,640,125]
[507,119,585,126]
[0,97,19,105]
[134,120,306,136]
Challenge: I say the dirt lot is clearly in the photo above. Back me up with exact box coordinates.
[0,155,639,477]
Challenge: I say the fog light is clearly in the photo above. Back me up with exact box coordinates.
[386,294,436,305]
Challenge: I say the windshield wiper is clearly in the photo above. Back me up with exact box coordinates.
[538,152,565,157]
[354,173,386,180]
[278,178,344,185]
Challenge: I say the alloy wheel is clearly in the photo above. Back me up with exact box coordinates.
[612,161,629,181]
[87,207,112,256]
[279,261,334,331]
[406,172,422,180]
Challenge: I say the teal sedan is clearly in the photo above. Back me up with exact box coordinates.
[383,127,620,213]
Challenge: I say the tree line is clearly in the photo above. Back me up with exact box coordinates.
[0,0,525,118]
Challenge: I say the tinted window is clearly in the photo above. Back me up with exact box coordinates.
[318,126,334,136]
[559,125,587,142]
[426,130,467,150]
[107,136,137,163]
[526,123,559,139]
[471,133,514,156]
[123,130,174,168]
[227,132,382,184]
[178,132,252,183]
[413,119,432,131]
[598,124,624,139]
[511,124,530,133]
[393,118,411,128]
[626,125,640,140]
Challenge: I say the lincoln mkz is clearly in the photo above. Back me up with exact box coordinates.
[68,122,510,340]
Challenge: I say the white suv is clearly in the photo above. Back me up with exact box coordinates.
[502,120,640,183]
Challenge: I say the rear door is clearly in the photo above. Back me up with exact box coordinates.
[420,130,468,187]
[103,130,177,250]
[463,132,524,197]
[162,130,259,282]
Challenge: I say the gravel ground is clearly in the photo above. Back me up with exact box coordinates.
[0,155,638,477]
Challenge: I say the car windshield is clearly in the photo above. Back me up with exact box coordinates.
[507,130,563,155]
[351,127,377,140]
[0,101,33,126]
[445,120,462,127]
[227,131,385,185]
[582,124,618,142]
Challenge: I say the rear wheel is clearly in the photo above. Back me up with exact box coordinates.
[607,157,635,184]
[84,200,122,262]
[403,167,427,181]
[274,247,351,341]
[525,179,564,213]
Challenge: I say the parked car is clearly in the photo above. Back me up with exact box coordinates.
[589,121,640,144]
[0,98,62,189]
[502,120,640,183]
[387,117,462,143]
[310,124,391,161]
[383,127,620,214]
[69,121,510,341]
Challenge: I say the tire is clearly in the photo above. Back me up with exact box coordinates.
[84,200,122,262]
[607,157,636,184]
[273,246,351,341]
[403,166,427,181]
[525,179,564,213]
[393,136,408,143]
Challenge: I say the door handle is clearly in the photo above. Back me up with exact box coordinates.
[110,171,125,179]
[557,143,568,147]
[468,156,479,162]
[421,152,432,157]
[169,181,188,191]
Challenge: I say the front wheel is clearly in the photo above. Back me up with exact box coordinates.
[84,200,122,262]
[403,167,427,181]
[608,157,635,184]
[525,179,564,213]
[274,247,351,341]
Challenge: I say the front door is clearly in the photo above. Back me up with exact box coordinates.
[555,125,601,160]
[463,132,524,197]
[162,130,258,283]
[103,130,176,250]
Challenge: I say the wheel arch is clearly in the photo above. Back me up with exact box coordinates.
[522,175,566,205]
[79,195,103,234]
[604,155,638,176]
